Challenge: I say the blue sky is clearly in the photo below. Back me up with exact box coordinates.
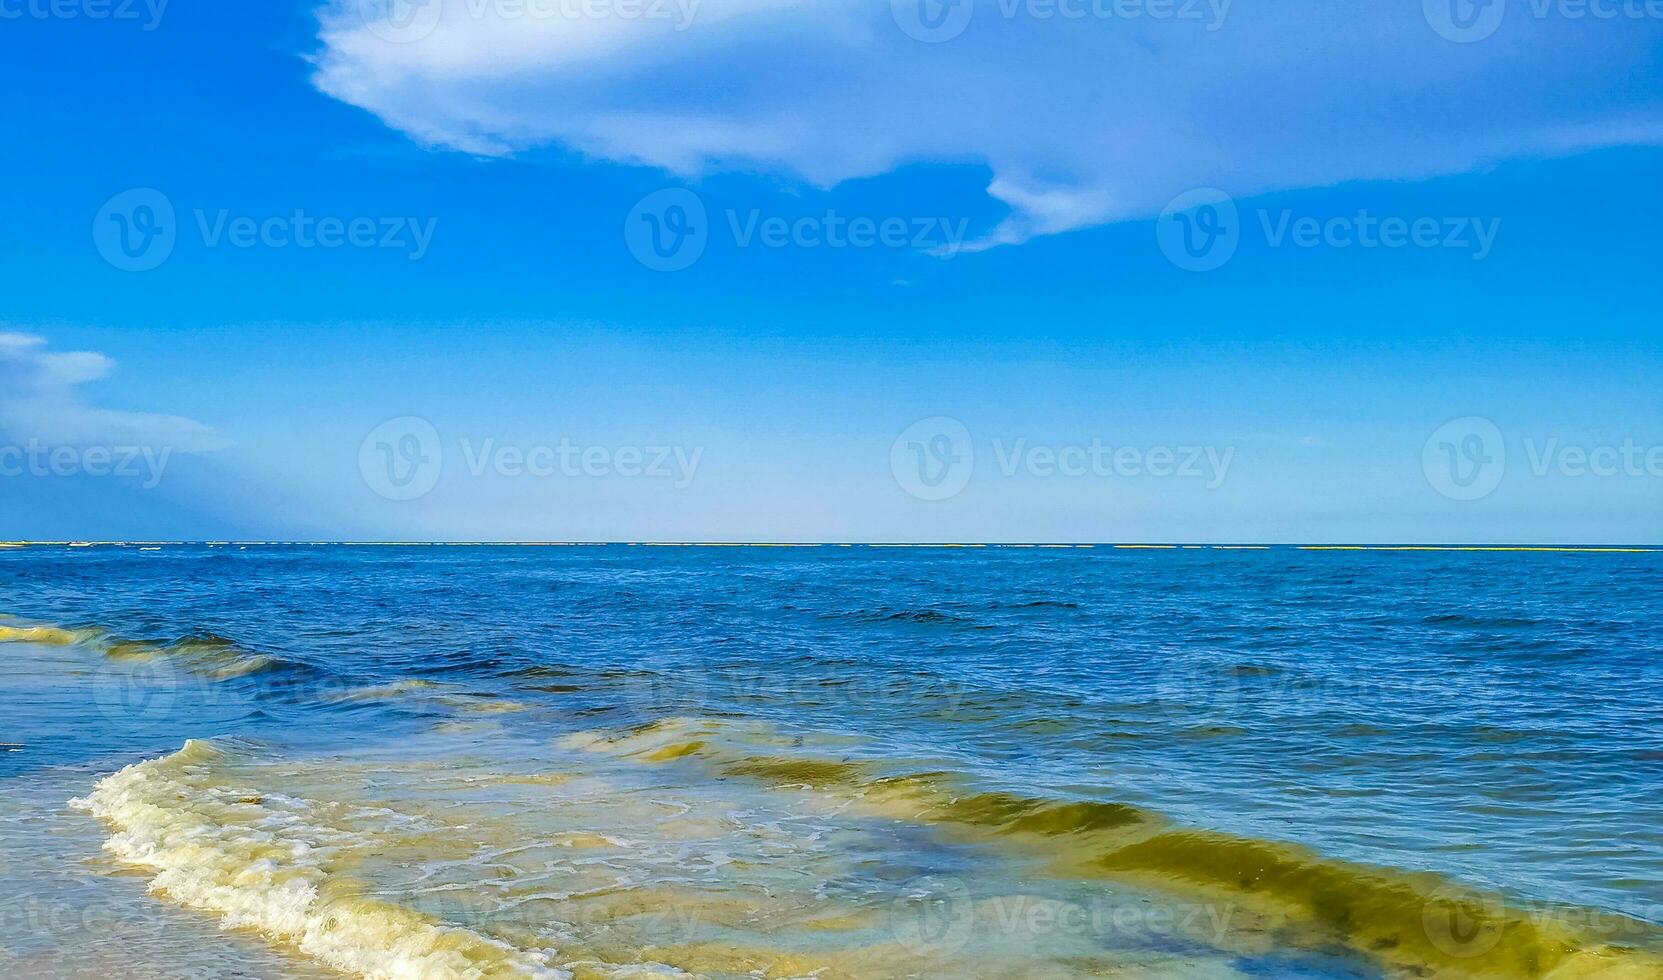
[0,0,1659,543]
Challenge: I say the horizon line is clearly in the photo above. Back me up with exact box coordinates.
[1,542,1657,553]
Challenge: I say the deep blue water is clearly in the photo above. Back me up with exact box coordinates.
[1,545,1660,977]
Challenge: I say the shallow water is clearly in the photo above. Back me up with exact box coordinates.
[1,545,1659,978]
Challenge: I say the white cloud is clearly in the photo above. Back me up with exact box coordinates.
[312,1,1663,248]
[958,178,1119,252]
[0,334,227,452]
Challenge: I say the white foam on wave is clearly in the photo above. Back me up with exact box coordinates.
[71,740,573,980]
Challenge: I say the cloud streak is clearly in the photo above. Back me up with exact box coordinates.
[0,334,227,453]
[312,1,1663,248]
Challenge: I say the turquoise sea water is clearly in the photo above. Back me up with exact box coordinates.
[1,544,1659,978]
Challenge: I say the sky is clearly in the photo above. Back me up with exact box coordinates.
[0,0,1659,543]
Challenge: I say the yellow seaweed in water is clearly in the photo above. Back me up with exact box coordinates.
[0,624,88,645]
[584,717,1663,980]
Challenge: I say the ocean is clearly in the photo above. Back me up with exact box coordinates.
[0,544,1659,978]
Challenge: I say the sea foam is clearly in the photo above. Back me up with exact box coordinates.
[71,740,572,980]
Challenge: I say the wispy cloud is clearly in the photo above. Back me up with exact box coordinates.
[0,333,227,452]
[312,2,1663,249]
